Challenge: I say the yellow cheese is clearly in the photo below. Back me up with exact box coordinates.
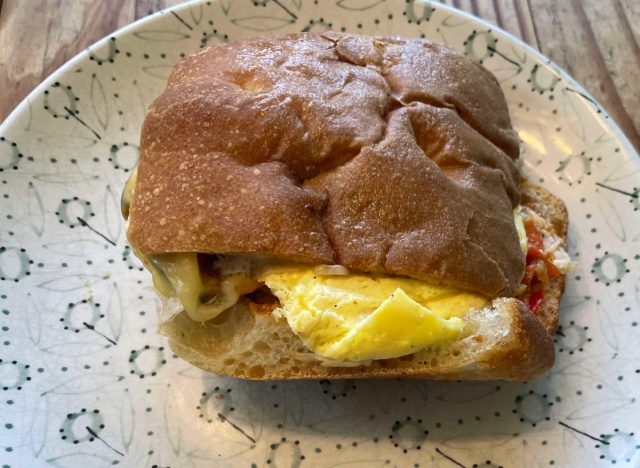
[120,168,137,220]
[136,252,259,322]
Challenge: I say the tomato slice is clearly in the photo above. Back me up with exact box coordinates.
[528,290,544,313]
[527,248,542,263]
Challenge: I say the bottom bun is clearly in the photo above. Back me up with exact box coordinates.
[160,297,555,381]
[158,183,567,381]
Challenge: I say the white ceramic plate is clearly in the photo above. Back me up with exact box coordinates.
[2,1,639,466]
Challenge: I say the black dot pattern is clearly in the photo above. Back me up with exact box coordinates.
[1,1,639,467]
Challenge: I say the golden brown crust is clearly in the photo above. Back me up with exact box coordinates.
[307,105,524,297]
[469,299,555,381]
[537,276,563,335]
[164,297,554,381]
[128,153,335,262]
[128,33,524,297]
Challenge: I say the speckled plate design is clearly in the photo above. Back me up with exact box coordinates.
[1,1,639,467]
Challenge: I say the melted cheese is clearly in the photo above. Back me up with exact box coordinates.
[137,252,259,322]
[121,168,137,220]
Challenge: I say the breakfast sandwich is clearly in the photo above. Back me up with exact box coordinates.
[122,32,572,380]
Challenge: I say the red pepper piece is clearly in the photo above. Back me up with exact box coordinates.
[528,290,544,313]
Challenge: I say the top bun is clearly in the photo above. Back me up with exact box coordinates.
[127,33,524,297]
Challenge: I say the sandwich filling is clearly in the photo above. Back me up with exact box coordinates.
[516,206,573,312]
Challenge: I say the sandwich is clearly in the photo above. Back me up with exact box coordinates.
[122,32,572,380]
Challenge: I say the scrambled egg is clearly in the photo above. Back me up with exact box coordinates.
[259,269,486,361]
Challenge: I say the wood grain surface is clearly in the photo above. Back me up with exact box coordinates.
[1,0,638,150]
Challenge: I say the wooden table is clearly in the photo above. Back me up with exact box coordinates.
[1,0,639,151]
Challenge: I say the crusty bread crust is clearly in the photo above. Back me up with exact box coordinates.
[158,183,567,381]
[164,297,554,381]
[128,33,526,297]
